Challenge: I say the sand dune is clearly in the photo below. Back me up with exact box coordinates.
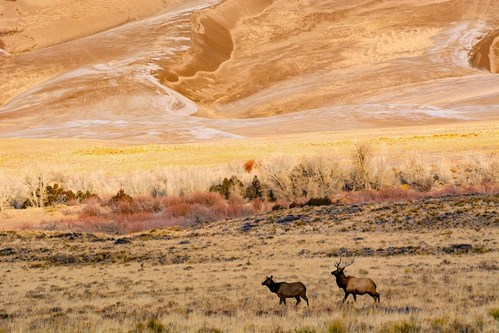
[0,0,189,53]
[165,0,499,118]
[0,0,498,142]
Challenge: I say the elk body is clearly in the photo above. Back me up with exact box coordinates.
[261,276,309,306]
[331,258,380,303]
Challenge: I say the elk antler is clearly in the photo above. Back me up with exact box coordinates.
[335,256,342,268]
[343,257,355,268]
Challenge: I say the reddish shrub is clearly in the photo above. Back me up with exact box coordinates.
[244,159,256,173]
[80,201,109,218]
[186,191,224,206]
[250,198,269,212]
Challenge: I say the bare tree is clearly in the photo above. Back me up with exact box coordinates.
[350,141,373,190]
[291,155,343,198]
[23,166,53,208]
[259,156,295,200]
[0,172,17,212]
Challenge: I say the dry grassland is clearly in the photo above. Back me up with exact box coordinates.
[0,121,497,229]
[0,121,497,175]
[0,194,498,333]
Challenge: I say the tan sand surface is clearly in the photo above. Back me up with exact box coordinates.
[0,0,498,143]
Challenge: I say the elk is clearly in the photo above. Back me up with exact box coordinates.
[330,257,380,303]
[261,275,309,306]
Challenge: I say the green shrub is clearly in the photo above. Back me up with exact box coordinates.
[306,197,332,206]
[489,308,499,321]
[295,326,317,333]
[430,317,448,332]
[110,189,133,205]
[22,183,98,208]
[209,176,244,199]
[327,320,347,333]
[146,318,166,333]
[244,175,264,199]
[130,318,168,333]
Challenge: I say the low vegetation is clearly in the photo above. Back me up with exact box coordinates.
[1,140,497,233]
[0,192,497,332]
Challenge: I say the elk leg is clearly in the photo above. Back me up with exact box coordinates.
[369,292,379,302]
[295,296,301,306]
[302,295,309,306]
[279,296,286,305]
[342,292,349,303]
[352,294,357,302]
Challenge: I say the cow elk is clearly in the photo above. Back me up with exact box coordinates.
[331,257,380,303]
[261,275,309,306]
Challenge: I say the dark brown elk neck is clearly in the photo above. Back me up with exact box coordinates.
[335,272,349,289]
[266,281,282,293]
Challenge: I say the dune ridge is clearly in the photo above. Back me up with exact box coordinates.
[163,0,499,118]
[469,29,499,73]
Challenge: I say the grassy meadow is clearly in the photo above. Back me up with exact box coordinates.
[0,121,498,332]
[0,121,497,175]
[0,194,498,332]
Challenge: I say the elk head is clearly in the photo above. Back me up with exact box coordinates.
[261,275,274,286]
[331,256,354,277]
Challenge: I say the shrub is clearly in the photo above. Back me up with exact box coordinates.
[196,328,222,333]
[110,189,133,205]
[305,197,332,206]
[243,159,256,173]
[209,176,244,199]
[397,154,445,192]
[146,318,166,333]
[109,189,134,214]
[327,320,347,333]
[350,141,374,190]
[379,320,421,333]
[22,183,98,208]
[260,155,343,200]
[0,172,18,212]
[446,319,479,333]
[45,183,77,205]
[289,201,303,208]
[80,200,108,217]
[185,204,219,225]
[272,204,285,211]
[488,308,499,321]
[295,326,317,333]
[23,167,53,208]
[131,318,169,333]
[244,175,263,199]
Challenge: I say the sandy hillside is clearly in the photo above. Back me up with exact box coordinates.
[0,0,498,142]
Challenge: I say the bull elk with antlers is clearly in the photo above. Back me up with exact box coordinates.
[331,257,380,303]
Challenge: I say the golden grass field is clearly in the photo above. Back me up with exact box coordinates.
[0,193,498,333]
[1,120,497,175]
